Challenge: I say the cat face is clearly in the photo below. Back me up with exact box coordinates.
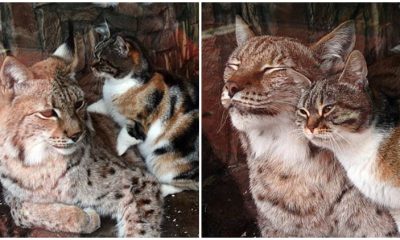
[92,22,149,80]
[296,51,371,150]
[221,16,356,132]
[0,56,88,164]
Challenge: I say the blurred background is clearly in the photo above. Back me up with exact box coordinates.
[202,3,400,237]
[0,2,199,237]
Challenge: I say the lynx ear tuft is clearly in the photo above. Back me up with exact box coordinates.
[0,56,32,88]
[311,20,356,74]
[235,15,256,46]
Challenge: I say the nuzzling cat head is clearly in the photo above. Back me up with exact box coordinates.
[0,45,89,165]
[296,50,371,149]
[221,16,356,131]
[92,21,151,80]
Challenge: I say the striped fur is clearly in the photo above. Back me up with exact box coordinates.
[0,45,163,236]
[297,50,400,229]
[222,16,398,236]
[89,29,198,195]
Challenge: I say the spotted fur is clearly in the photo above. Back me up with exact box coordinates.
[0,46,163,237]
[222,16,398,237]
[88,23,198,195]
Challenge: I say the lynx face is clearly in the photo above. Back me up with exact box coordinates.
[222,17,355,132]
[222,36,318,131]
[0,57,88,165]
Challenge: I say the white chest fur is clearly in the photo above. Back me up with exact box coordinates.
[102,75,141,126]
[335,129,400,209]
[245,114,312,172]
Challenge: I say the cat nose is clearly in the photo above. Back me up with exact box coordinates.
[225,81,243,98]
[307,126,316,133]
[68,131,83,142]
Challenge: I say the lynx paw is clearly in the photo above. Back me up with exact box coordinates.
[82,208,101,234]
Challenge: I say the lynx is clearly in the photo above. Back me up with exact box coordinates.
[0,43,163,237]
[220,16,397,237]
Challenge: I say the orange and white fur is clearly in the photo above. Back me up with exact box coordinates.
[297,50,400,229]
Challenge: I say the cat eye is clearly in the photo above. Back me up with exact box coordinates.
[38,109,58,119]
[75,100,86,110]
[322,105,335,115]
[297,108,309,117]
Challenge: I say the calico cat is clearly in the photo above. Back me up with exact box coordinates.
[221,16,398,237]
[296,50,400,228]
[0,43,163,237]
[88,22,199,195]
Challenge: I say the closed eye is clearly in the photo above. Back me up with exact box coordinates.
[261,65,287,74]
[227,63,239,70]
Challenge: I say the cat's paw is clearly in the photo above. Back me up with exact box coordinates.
[117,127,143,156]
[87,99,108,115]
[82,208,101,234]
[161,184,183,197]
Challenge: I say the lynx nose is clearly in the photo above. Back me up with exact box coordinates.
[225,81,243,98]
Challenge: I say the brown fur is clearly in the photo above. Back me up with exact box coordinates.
[223,16,397,237]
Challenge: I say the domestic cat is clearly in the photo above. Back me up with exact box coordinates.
[0,43,163,237]
[221,16,398,236]
[297,50,400,228]
[88,22,199,196]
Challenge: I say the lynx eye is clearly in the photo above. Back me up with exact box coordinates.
[75,100,85,110]
[297,108,309,117]
[322,104,335,115]
[38,109,57,119]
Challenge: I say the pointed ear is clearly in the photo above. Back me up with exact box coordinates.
[115,36,129,56]
[311,20,356,74]
[0,57,32,89]
[95,20,111,41]
[338,50,368,90]
[287,68,312,87]
[235,15,256,46]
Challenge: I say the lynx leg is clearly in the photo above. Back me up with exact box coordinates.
[6,196,100,234]
[118,182,163,237]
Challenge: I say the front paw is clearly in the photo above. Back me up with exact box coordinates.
[81,208,101,234]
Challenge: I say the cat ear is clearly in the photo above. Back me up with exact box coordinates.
[95,20,111,40]
[311,20,356,74]
[0,56,32,89]
[235,15,256,46]
[115,36,129,56]
[338,50,368,89]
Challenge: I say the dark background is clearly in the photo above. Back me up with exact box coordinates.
[202,3,400,237]
[0,2,199,237]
